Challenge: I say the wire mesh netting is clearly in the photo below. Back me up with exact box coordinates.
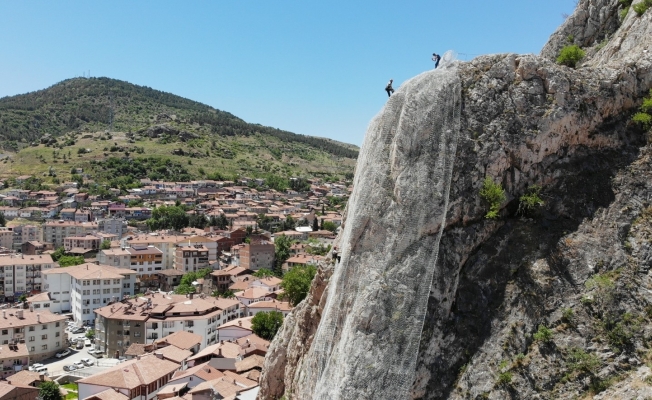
[296,53,462,399]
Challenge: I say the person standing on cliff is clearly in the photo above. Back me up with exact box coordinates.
[432,53,441,69]
[385,79,394,97]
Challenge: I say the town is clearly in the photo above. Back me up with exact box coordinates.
[0,174,349,400]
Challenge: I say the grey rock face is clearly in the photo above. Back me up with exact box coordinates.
[540,0,621,62]
[258,1,652,399]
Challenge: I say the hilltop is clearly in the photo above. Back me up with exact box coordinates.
[0,77,357,185]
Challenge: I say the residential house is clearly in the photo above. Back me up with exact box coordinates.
[0,342,29,379]
[77,354,180,400]
[0,308,67,361]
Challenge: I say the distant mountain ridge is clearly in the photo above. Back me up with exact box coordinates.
[0,77,358,158]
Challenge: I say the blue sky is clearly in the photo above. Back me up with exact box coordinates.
[0,1,575,146]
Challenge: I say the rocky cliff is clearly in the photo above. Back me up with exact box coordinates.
[258,0,652,398]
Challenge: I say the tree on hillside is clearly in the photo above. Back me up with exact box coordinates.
[100,240,111,250]
[281,264,317,306]
[323,221,337,233]
[273,235,293,276]
[38,381,62,400]
[253,268,275,278]
[175,268,213,294]
[312,217,318,232]
[146,205,189,231]
[251,311,284,340]
[0,213,6,227]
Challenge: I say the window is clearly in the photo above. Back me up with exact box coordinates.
[113,288,120,293]
[41,335,47,340]
[42,345,47,350]
[117,330,122,335]
[30,346,34,352]
[103,280,110,285]
[55,332,60,337]
[28,327,34,332]
[1,330,7,335]
[56,342,60,347]
[55,322,59,327]
[42,324,47,330]
[113,279,120,284]
[29,336,35,342]
[2,340,6,345]
[103,289,110,294]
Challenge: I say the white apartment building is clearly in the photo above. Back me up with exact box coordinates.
[125,234,186,269]
[43,263,136,326]
[96,248,131,269]
[0,308,68,361]
[0,254,54,302]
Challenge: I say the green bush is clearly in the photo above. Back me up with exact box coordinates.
[533,324,554,343]
[518,185,544,215]
[633,0,652,15]
[480,177,506,219]
[620,6,630,20]
[557,45,586,68]
[566,347,600,374]
[497,371,513,385]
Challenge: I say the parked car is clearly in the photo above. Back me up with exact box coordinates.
[84,339,92,347]
[72,327,85,334]
[81,358,93,366]
[56,349,71,358]
[63,365,76,372]
[76,341,84,350]
[28,363,44,371]
[73,361,85,369]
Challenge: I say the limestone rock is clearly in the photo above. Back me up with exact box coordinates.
[258,0,652,398]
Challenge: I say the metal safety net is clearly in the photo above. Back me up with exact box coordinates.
[295,51,461,399]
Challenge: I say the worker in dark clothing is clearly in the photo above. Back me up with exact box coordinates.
[385,79,394,97]
[432,53,441,68]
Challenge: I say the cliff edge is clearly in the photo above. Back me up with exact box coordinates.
[258,0,652,398]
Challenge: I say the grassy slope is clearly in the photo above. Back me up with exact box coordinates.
[0,77,357,184]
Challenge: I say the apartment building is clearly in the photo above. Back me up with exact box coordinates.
[126,245,163,289]
[96,248,131,269]
[175,235,218,262]
[43,221,98,248]
[0,342,29,379]
[0,308,67,361]
[173,244,209,273]
[42,263,136,326]
[94,293,243,357]
[236,240,275,271]
[63,234,100,252]
[11,225,41,249]
[125,234,185,269]
[0,255,54,302]
[97,218,127,238]
[0,228,12,249]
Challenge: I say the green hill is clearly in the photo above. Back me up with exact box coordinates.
[0,77,358,185]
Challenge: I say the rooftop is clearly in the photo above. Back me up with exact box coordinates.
[77,354,180,389]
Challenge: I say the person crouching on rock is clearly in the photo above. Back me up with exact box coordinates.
[385,79,394,97]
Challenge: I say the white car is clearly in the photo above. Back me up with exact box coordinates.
[73,361,85,369]
[81,358,94,366]
[56,349,71,358]
[28,363,44,371]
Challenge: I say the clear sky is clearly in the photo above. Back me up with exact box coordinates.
[0,1,575,146]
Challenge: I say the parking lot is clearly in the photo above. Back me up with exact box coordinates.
[32,325,120,377]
